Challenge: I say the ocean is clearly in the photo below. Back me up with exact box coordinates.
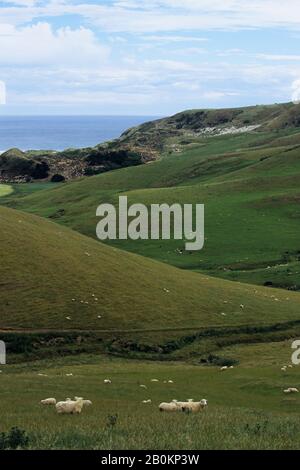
[0,115,157,152]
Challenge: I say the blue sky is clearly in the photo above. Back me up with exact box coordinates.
[0,0,300,115]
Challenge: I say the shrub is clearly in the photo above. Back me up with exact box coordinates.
[51,174,65,183]
[0,427,30,450]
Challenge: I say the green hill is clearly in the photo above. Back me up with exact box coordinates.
[118,102,299,150]
[1,205,300,333]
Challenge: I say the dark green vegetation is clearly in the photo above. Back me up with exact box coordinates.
[0,144,148,183]
[0,148,49,181]
[1,103,300,449]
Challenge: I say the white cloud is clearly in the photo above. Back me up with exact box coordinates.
[2,1,300,33]
[202,91,240,100]
[12,89,156,106]
[3,0,39,5]
[258,54,300,61]
[0,22,110,66]
[70,1,300,33]
[292,79,300,103]
[140,35,208,43]
[0,81,6,105]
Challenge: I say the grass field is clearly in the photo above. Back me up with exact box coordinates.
[1,341,300,450]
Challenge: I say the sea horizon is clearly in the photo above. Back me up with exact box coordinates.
[0,115,159,152]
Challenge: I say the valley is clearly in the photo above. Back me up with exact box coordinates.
[1,103,300,450]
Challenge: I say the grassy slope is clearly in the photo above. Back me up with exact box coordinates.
[5,128,300,289]
[1,205,300,332]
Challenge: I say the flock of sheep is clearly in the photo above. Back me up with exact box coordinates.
[159,399,208,413]
[39,361,299,416]
[40,377,208,415]
[41,397,92,414]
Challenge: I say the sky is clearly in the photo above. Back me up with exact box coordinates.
[1,0,300,115]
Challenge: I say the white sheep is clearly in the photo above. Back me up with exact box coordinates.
[55,398,84,415]
[104,379,112,384]
[172,400,187,407]
[181,399,208,413]
[284,388,299,394]
[151,379,159,382]
[142,399,152,404]
[220,366,228,371]
[159,402,181,412]
[168,380,174,384]
[140,384,147,389]
[281,366,287,372]
[73,397,92,407]
[41,398,56,405]
[83,400,93,407]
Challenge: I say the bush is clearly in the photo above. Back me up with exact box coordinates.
[51,174,65,183]
[0,427,30,450]
[204,354,239,367]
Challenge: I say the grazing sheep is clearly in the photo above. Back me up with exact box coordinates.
[41,398,56,405]
[83,400,93,407]
[284,388,299,394]
[240,304,245,309]
[140,384,147,389]
[55,398,84,415]
[66,373,73,377]
[288,365,293,368]
[142,399,152,404]
[172,400,187,408]
[168,380,174,384]
[151,379,159,382]
[104,379,112,384]
[220,366,228,371]
[281,366,287,372]
[159,402,181,412]
[181,399,208,413]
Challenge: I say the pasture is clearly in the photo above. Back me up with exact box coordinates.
[1,342,300,450]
